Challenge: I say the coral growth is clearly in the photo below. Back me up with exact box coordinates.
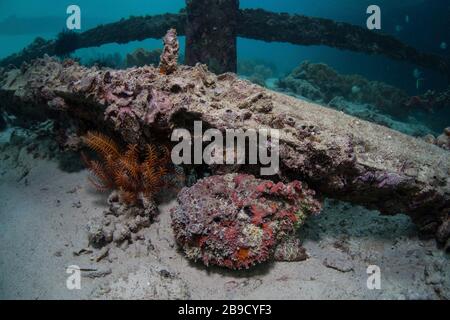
[274,61,450,136]
[276,61,409,116]
[171,173,322,269]
[83,131,171,205]
[159,28,179,75]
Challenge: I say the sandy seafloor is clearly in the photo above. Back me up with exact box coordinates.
[0,126,449,300]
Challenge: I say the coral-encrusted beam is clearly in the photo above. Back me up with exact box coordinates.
[237,9,450,79]
[0,57,449,246]
[0,13,186,68]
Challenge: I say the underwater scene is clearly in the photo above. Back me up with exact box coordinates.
[0,0,449,301]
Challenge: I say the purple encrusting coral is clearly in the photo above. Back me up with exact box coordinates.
[171,173,322,270]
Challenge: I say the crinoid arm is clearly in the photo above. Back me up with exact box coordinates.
[119,144,140,182]
[141,144,171,199]
[82,132,172,204]
[86,159,114,191]
[141,163,161,198]
[144,144,158,166]
[84,131,121,160]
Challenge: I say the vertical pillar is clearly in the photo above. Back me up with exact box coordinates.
[185,0,239,74]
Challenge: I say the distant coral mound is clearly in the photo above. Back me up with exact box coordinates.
[275,61,445,136]
[277,61,409,115]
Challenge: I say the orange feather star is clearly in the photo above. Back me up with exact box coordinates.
[83,131,172,205]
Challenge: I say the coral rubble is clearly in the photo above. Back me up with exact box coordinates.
[86,190,158,248]
[171,174,321,269]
